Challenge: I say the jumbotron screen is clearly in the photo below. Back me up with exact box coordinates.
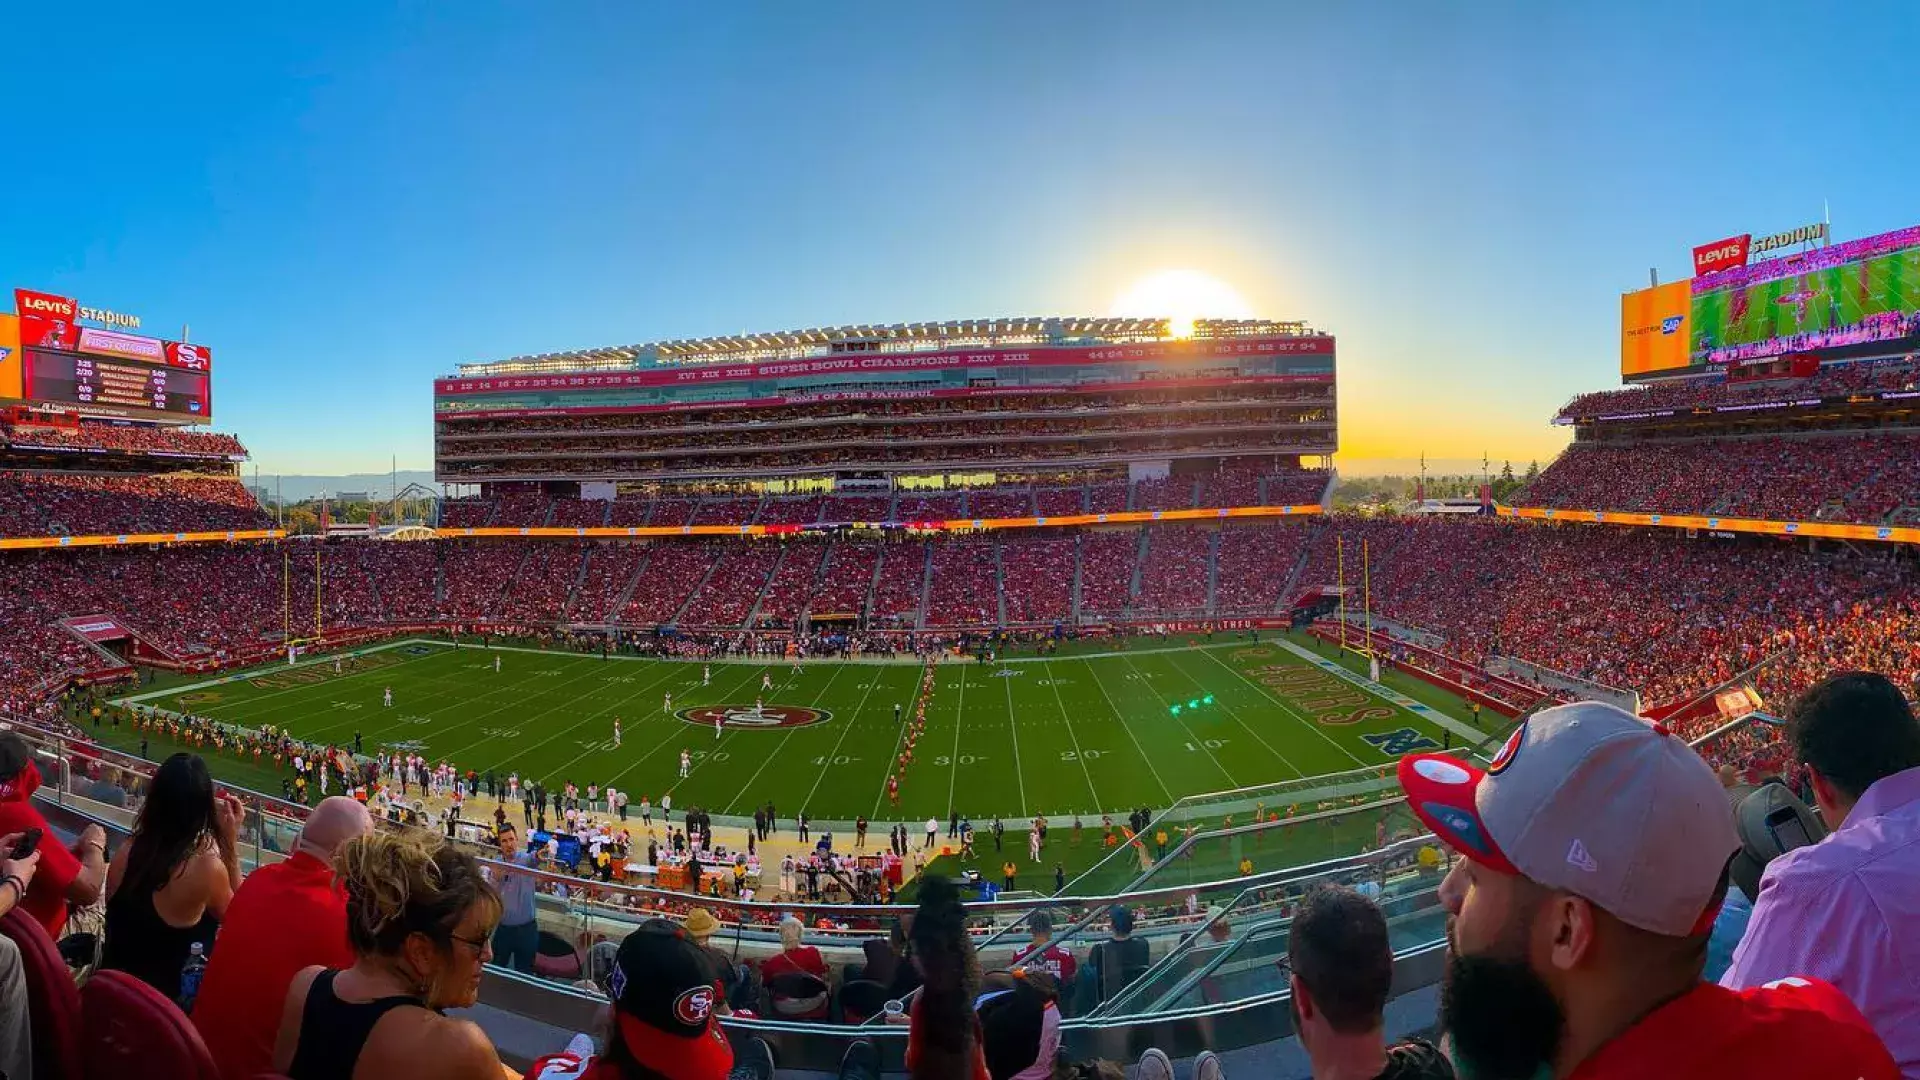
[24,349,211,421]
[1689,226,1920,365]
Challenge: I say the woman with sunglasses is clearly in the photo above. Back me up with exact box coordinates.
[273,828,506,1080]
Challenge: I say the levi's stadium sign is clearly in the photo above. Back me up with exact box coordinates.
[13,288,142,330]
[1691,223,1827,276]
[1692,235,1751,276]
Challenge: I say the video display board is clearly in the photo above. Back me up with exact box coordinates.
[24,348,211,420]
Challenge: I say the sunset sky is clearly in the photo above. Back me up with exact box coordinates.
[2,1,1915,477]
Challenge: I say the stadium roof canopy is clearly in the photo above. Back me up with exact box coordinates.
[453,316,1320,378]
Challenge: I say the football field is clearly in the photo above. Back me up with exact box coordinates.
[108,633,1477,825]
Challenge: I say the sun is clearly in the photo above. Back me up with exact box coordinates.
[1110,270,1255,338]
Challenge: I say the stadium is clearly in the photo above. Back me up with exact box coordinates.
[3,146,1916,1080]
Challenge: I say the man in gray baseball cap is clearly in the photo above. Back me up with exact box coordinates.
[1398,700,1896,1080]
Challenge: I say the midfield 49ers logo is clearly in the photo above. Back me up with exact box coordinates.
[676,704,831,730]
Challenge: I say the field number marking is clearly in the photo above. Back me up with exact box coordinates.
[1185,739,1228,751]
[934,754,985,766]
[811,755,859,767]
[1061,749,1106,761]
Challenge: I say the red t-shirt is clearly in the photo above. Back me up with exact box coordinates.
[1569,978,1898,1080]
[906,995,991,1080]
[0,801,79,938]
[1010,941,1078,985]
[759,945,828,982]
[190,851,355,1080]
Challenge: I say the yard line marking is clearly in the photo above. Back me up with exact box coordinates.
[1086,658,1175,805]
[1164,653,1306,781]
[436,656,695,766]
[1041,660,1101,810]
[795,665,886,815]
[602,662,775,792]
[725,663,852,812]
[1118,653,1238,787]
[870,663,929,817]
[113,637,450,705]
[135,647,458,724]
[947,664,973,817]
[1195,648,1369,767]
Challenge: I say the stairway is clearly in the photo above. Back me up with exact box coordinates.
[561,544,595,620]
[993,540,1009,625]
[606,546,655,624]
[915,543,934,630]
[668,547,728,625]
[1204,530,1222,614]
[741,546,790,628]
[1070,534,1086,621]
[1128,528,1151,608]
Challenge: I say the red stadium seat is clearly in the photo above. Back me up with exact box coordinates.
[78,969,220,1080]
[0,906,82,1080]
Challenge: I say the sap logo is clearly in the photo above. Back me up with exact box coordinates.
[1878,528,1893,540]
[1660,316,1684,335]
[1362,727,1442,756]
[188,401,203,413]
[0,348,9,363]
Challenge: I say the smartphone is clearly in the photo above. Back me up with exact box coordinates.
[8,828,40,861]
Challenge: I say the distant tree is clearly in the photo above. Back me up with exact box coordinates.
[1523,460,1541,483]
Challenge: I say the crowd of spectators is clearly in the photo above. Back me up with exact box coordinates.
[439,430,1331,482]
[1298,515,1920,713]
[924,541,1000,627]
[1136,528,1212,613]
[1553,356,1920,422]
[0,471,268,537]
[1076,531,1141,615]
[1517,433,1920,524]
[0,421,248,460]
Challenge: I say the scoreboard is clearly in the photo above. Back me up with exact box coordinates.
[24,348,210,421]
[7,288,214,423]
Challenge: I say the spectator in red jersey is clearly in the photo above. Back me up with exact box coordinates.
[192,796,372,1080]
[0,731,106,937]
[1400,701,1897,1080]
[1008,910,1077,988]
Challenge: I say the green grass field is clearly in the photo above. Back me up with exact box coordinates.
[1690,246,1920,355]
[100,634,1476,827]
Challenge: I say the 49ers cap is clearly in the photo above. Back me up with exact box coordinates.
[608,920,733,1080]
[1397,700,1739,937]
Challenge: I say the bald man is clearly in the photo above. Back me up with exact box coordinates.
[192,797,373,1080]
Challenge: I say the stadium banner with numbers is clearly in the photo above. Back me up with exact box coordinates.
[435,335,1336,397]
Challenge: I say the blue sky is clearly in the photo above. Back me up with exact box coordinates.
[3,1,1916,477]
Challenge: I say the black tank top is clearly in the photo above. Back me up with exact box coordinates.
[99,882,218,1004]
[287,969,430,1080]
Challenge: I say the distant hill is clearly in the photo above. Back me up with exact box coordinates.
[244,471,440,503]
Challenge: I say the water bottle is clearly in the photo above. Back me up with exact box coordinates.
[178,941,208,1014]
